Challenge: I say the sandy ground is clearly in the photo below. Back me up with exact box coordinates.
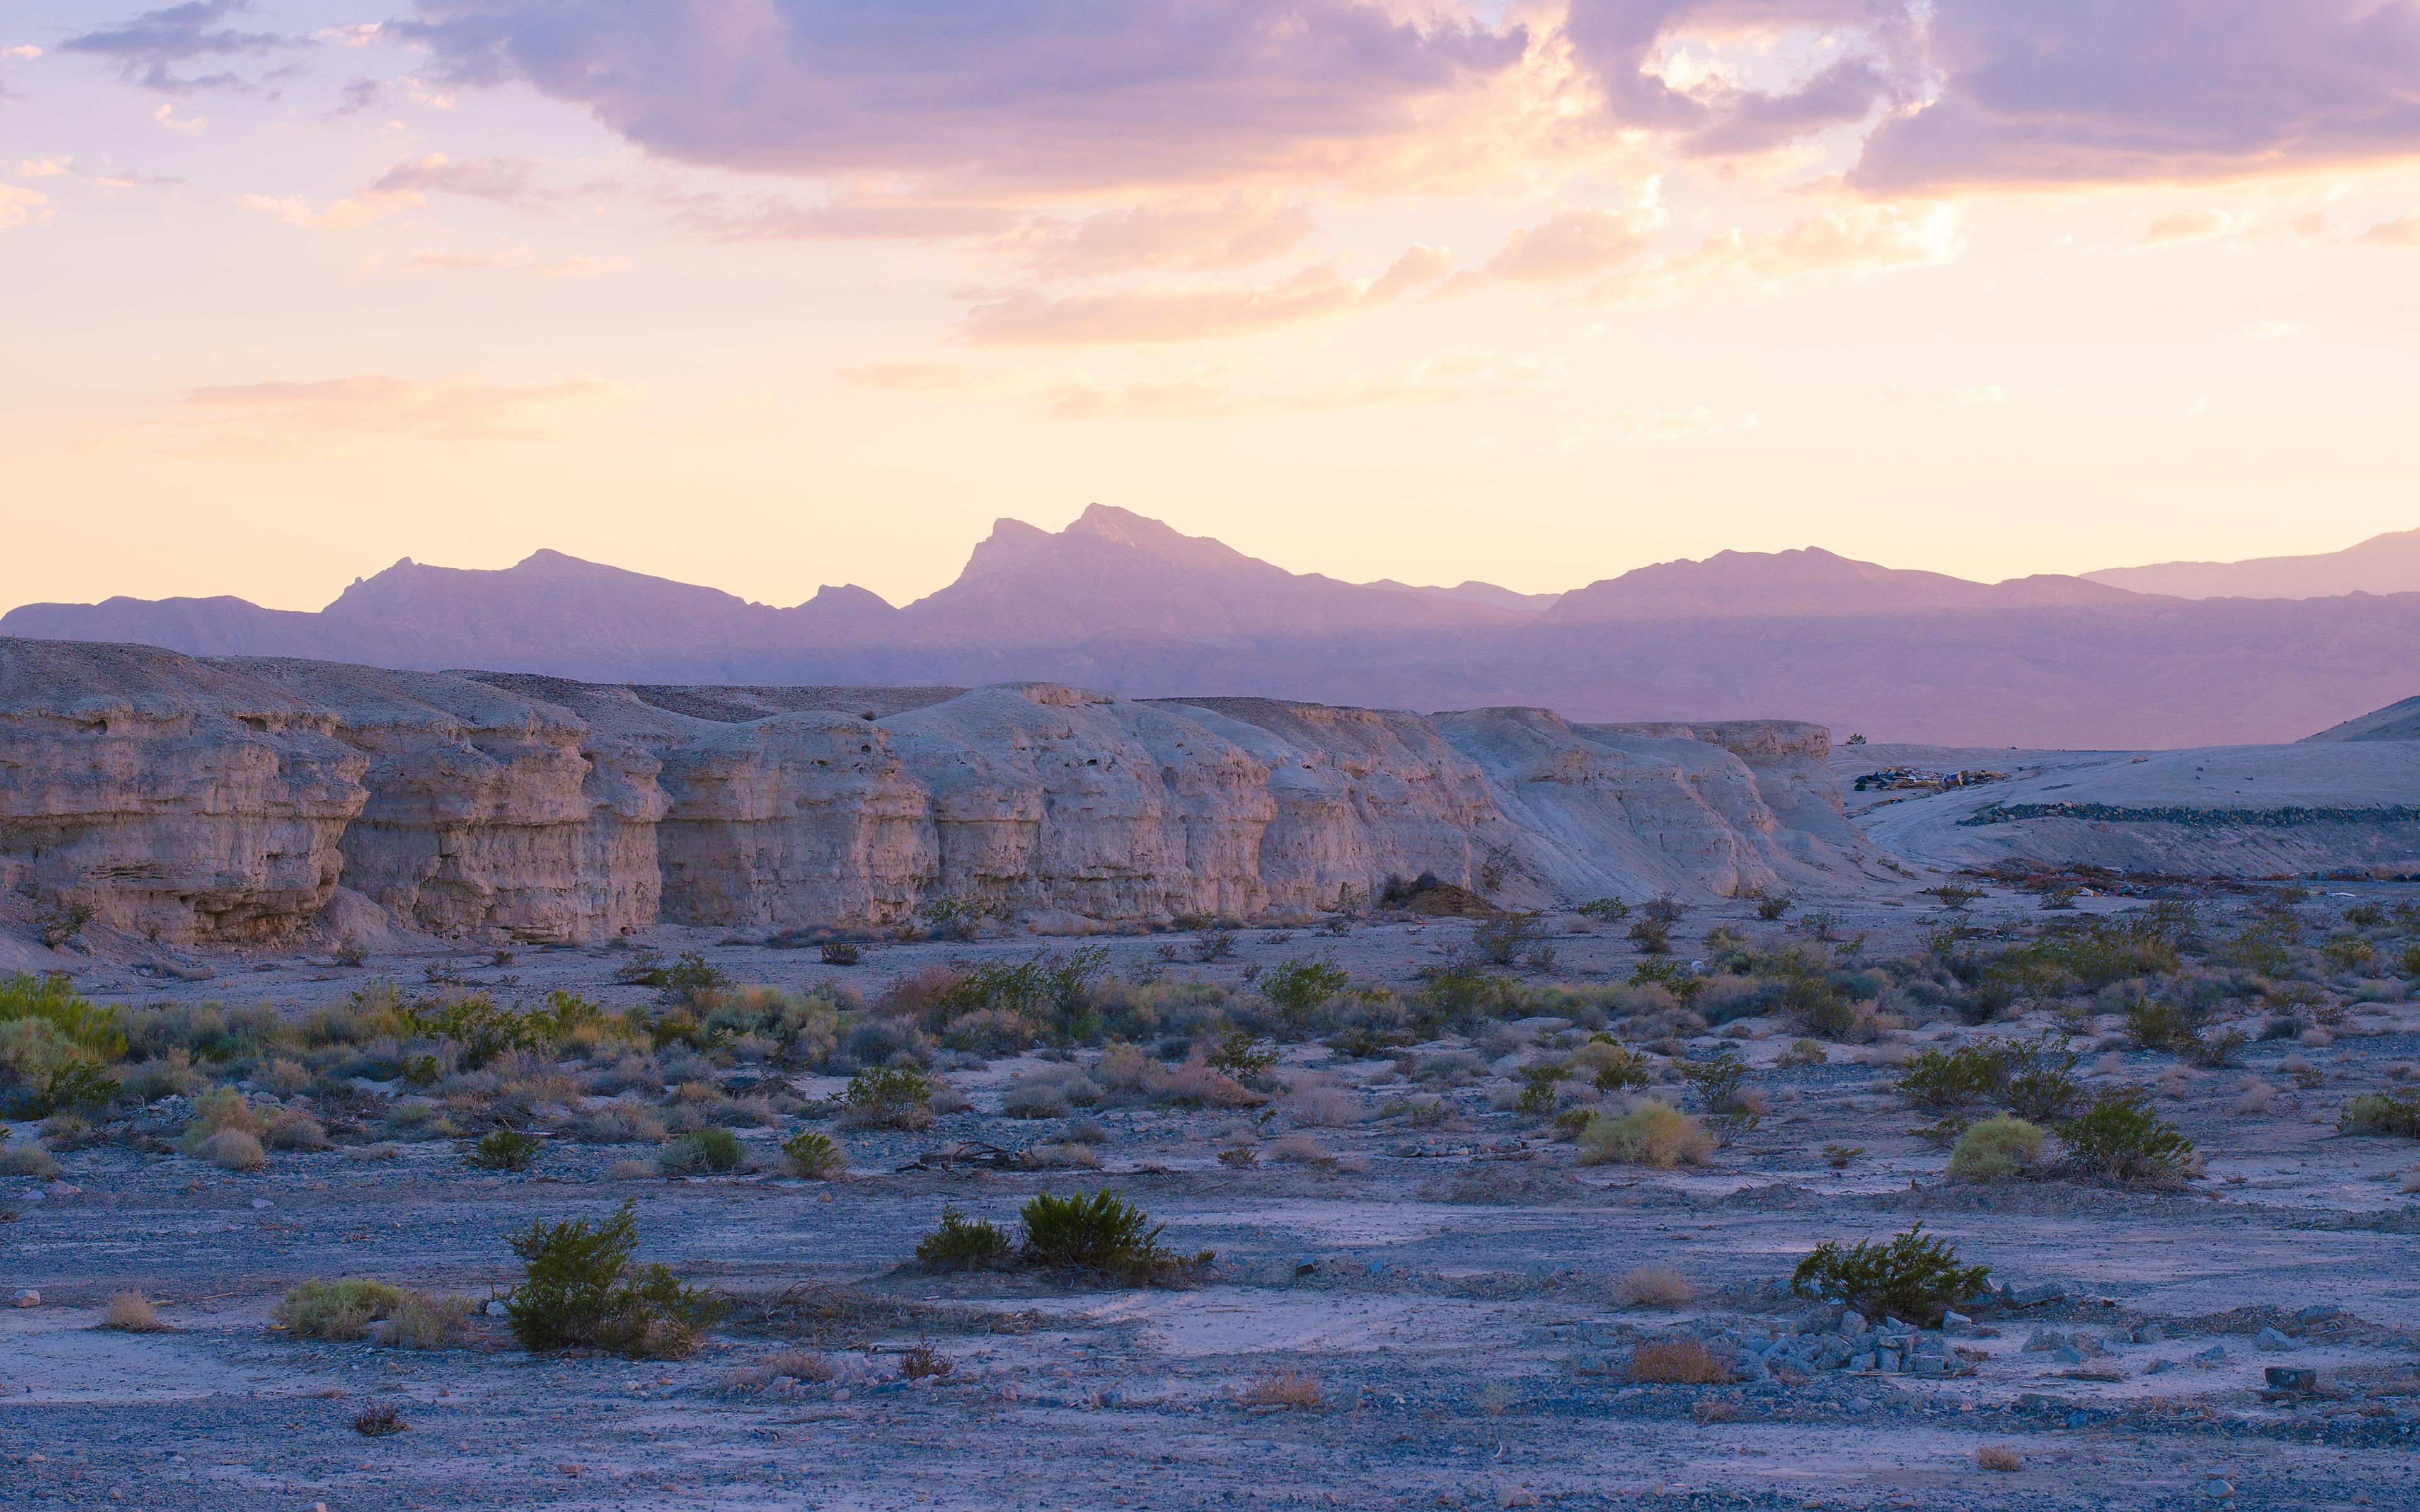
[8,891,2420,1511]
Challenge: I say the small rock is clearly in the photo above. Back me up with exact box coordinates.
[1497,1489,1539,1508]
[2133,1322,2166,1344]
[2025,1327,2068,1353]
[2147,1358,2176,1375]
[11,1289,37,1309]
[484,1300,508,1317]
[250,1198,273,1211]
[2053,1344,2087,1366]
[2264,1366,2319,1394]
[2293,1305,2340,1325]
[2204,1478,2234,1499]
[2256,1327,2294,1352]
[2012,1283,2066,1307]
[1941,1309,1973,1332]
[1838,1311,1869,1338]
[2192,1346,2228,1366]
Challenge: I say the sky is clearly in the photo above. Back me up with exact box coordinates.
[4,1,2420,613]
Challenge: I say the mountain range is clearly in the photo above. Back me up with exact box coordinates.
[8,505,2419,748]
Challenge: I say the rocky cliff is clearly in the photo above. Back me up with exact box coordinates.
[0,638,1893,946]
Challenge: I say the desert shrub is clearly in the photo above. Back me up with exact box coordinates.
[99,1291,170,1332]
[278,1278,406,1341]
[1756,893,1794,922]
[1627,919,1673,954]
[1896,1045,2003,1111]
[571,1097,668,1144]
[915,1206,1015,1271]
[352,1406,407,1437]
[780,1129,846,1178]
[502,1200,723,1357]
[1514,1060,1569,1116]
[1822,1143,1863,1169]
[819,941,861,966]
[1576,898,1630,922]
[1976,1446,2023,1472]
[1998,1034,2087,1124]
[380,1291,475,1351]
[1680,1048,1756,1126]
[1792,1223,1988,1325]
[199,1128,267,1172]
[0,1143,59,1178]
[2321,936,2377,974]
[839,1065,934,1130]
[1206,1030,1280,1078]
[265,1109,331,1152]
[464,1128,543,1172]
[2123,997,2198,1053]
[2056,1090,2196,1186]
[1000,1065,1092,1120]
[1945,1116,2044,1182]
[1925,884,1985,911]
[1467,915,1549,969]
[1613,1266,1695,1308]
[0,973,126,1059]
[1238,1369,1322,1407]
[1628,1337,1730,1385]
[2339,1090,2420,1138]
[1576,1101,1712,1169]
[1577,1035,1652,1091]
[1260,959,1351,1024]
[659,1127,745,1176]
[1019,1188,1204,1276]
[1266,1131,1334,1166]
[1193,930,1237,964]
[1282,1079,1364,1126]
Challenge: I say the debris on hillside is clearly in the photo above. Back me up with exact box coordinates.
[1854,767,2010,793]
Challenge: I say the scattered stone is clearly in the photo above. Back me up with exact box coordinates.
[2256,1327,2295,1352]
[2264,1366,2319,1393]
[2192,1346,2228,1366]
[11,1289,37,1309]
[484,1300,509,1318]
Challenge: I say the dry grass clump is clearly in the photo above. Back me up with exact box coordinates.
[1945,1115,2044,1182]
[273,1278,471,1349]
[265,1109,331,1152]
[1628,1337,1731,1385]
[198,1128,267,1172]
[1266,1132,1336,1167]
[0,1143,59,1178]
[1238,1368,1322,1407]
[1613,1266,1695,1309]
[723,1349,841,1392]
[98,1291,171,1332]
[1576,1101,1712,1169]
[2233,1079,2277,1116]
[1023,1140,1102,1170]
[1976,1445,2024,1472]
[1282,1080,1364,1127]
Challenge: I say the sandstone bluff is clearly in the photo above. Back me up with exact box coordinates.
[0,637,1890,946]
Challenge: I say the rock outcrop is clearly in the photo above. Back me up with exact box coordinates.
[0,638,1891,945]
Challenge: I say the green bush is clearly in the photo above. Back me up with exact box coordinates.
[1755,893,1794,922]
[914,1206,1014,1271]
[463,1128,543,1172]
[1895,1045,2003,1111]
[659,1127,744,1176]
[1791,1223,1989,1325]
[1018,1188,1207,1278]
[1997,1033,2085,1124]
[780,1128,846,1179]
[502,1200,723,1357]
[2339,1090,2420,1138]
[1946,1116,2044,1181]
[2123,998,2197,1053]
[1206,1030,1279,1078]
[1576,898,1630,922]
[0,973,126,1059]
[2057,1089,2196,1186]
[1260,959,1351,1023]
[275,1278,471,1349]
[839,1065,933,1130]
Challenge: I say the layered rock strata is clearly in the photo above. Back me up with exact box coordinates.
[1,638,1888,944]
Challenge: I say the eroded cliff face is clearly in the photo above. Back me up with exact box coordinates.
[0,639,1886,944]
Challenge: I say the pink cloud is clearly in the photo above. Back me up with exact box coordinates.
[1004,193,1318,278]
[401,0,1529,195]
[962,244,1451,345]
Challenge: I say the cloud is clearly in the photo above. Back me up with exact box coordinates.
[18,156,74,178]
[962,244,1453,345]
[1003,192,1318,278]
[399,0,1530,195]
[1481,194,1667,284]
[407,248,630,277]
[2136,209,2239,248]
[235,188,422,230]
[841,349,1565,419]
[1587,202,1962,302]
[1558,404,1758,447]
[368,152,548,208]
[177,375,628,449]
[1850,1,2420,192]
[667,193,1016,243]
[1564,0,1927,158]
[0,182,52,230]
[2360,211,2420,246]
[1564,3,2420,192]
[154,100,207,131]
[64,0,309,93]
[2,45,41,60]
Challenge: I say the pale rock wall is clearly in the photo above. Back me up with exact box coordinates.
[0,641,366,941]
[0,639,1888,946]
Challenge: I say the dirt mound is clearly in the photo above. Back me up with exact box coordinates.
[1401,883,1500,917]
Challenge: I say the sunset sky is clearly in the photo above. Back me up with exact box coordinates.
[6,1,2419,613]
